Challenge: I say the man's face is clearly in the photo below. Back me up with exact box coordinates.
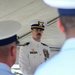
[31,29,44,41]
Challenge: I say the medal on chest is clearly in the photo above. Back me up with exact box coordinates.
[43,48,49,61]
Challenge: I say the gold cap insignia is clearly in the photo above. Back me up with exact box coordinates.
[38,21,44,26]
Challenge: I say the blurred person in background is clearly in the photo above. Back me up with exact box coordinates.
[0,20,21,75]
[34,0,75,75]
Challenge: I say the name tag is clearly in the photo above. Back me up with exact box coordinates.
[30,51,38,54]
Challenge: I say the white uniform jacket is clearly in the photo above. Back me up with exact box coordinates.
[19,38,51,75]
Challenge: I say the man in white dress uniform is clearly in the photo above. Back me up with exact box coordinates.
[34,0,75,75]
[19,21,51,75]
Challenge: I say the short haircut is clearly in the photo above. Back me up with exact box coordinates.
[60,16,75,32]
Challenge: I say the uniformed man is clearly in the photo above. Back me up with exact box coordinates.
[0,20,21,75]
[19,21,51,75]
[34,0,75,75]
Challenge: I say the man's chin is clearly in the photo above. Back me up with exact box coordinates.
[37,36,41,39]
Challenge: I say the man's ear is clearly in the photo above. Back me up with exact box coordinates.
[57,18,65,34]
[10,46,16,56]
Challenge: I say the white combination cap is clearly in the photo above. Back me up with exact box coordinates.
[30,20,48,30]
[0,20,21,46]
[43,0,75,9]
[43,0,75,15]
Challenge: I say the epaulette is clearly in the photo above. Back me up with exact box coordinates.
[41,42,48,46]
[23,42,30,46]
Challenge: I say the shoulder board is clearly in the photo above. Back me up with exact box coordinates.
[23,42,30,46]
[41,43,48,46]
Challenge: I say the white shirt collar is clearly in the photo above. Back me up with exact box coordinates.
[31,38,41,46]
